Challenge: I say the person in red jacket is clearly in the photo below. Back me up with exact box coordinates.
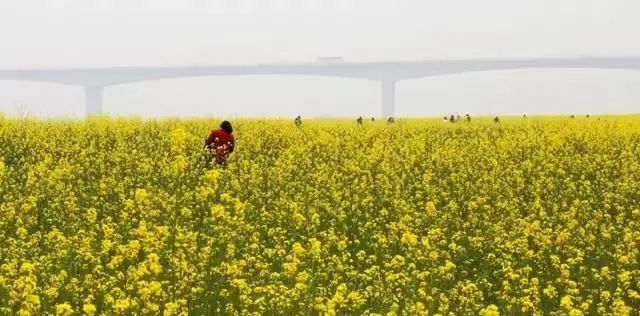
[204,121,235,166]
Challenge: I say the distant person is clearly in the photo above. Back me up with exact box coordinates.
[387,117,395,124]
[371,117,376,122]
[494,116,500,123]
[294,116,302,128]
[465,114,471,122]
[586,114,590,118]
[357,116,363,125]
[204,121,235,167]
[449,115,455,123]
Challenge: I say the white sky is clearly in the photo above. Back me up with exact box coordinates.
[0,0,639,118]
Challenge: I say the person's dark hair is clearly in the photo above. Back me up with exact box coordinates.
[220,121,233,134]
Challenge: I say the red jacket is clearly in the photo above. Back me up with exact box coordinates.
[205,129,235,154]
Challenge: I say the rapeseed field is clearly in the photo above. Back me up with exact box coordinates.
[0,116,639,315]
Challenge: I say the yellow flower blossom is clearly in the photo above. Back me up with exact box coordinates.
[480,304,500,316]
[1,117,639,314]
[82,303,97,315]
[55,302,73,316]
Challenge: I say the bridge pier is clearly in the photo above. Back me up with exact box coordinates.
[381,79,396,117]
[84,85,104,116]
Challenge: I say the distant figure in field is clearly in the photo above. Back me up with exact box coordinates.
[449,115,455,123]
[204,121,235,167]
[523,114,527,118]
[387,117,395,124]
[443,116,448,121]
[465,114,471,122]
[586,114,590,118]
[357,116,363,125]
[371,117,376,122]
[494,116,500,123]
[294,116,302,128]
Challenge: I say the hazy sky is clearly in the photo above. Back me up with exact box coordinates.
[0,0,639,118]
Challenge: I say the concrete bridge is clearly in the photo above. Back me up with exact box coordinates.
[1,57,640,117]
